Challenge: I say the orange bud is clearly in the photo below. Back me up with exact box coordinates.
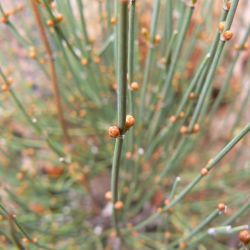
[108,126,120,138]
[114,201,124,210]
[130,82,139,91]
[200,168,208,176]
[223,30,233,41]
[238,230,250,245]
[125,115,136,129]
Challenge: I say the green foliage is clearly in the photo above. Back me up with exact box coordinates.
[0,0,249,249]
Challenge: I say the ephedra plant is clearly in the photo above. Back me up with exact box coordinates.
[0,0,250,249]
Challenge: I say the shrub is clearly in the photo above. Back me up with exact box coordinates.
[0,0,249,249]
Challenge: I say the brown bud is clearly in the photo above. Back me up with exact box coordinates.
[105,191,112,201]
[217,203,226,212]
[180,126,188,135]
[189,92,197,100]
[47,20,54,27]
[154,34,161,45]
[192,123,200,134]
[1,84,9,92]
[108,126,120,138]
[0,15,8,24]
[114,201,124,210]
[200,168,208,176]
[226,2,231,10]
[126,151,133,159]
[141,27,148,37]
[223,30,233,41]
[179,111,185,119]
[125,115,136,129]
[219,22,225,32]
[130,82,140,91]
[169,115,177,123]
[81,58,89,66]
[110,17,117,26]
[179,242,187,249]
[56,14,64,23]
[238,230,250,245]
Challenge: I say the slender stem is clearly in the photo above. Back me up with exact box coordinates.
[131,123,249,230]
[111,0,128,235]
[30,0,70,144]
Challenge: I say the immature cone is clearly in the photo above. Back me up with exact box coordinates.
[238,230,250,245]
[130,82,139,91]
[125,115,136,129]
[108,126,120,138]
[223,30,233,41]
[114,201,124,210]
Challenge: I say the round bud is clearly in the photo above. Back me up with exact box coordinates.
[243,43,249,50]
[22,238,29,244]
[47,20,54,27]
[223,30,233,41]
[179,242,187,249]
[130,82,139,91]
[126,151,133,159]
[226,2,231,10]
[219,22,225,32]
[56,14,63,23]
[180,126,188,135]
[169,115,177,123]
[81,58,88,66]
[141,27,148,37]
[154,34,161,45]
[105,191,112,201]
[1,84,9,92]
[217,203,226,212]
[114,201,124,210]
[189,92,197,100]
[108,126,120,138]
[179,112,185,119]
[238,230,250,245]
[125,115,136,129]
[0,16,8,24]
[110,17,117,26]
[200,168,208,176]
[192,123,200,134]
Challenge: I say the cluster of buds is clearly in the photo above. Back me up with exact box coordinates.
[179,123,200,135]
[47,13,64,27]
[108,115,136,138]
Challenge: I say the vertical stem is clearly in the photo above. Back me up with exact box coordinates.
[111,0,128,235]
[30,0,70,144]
